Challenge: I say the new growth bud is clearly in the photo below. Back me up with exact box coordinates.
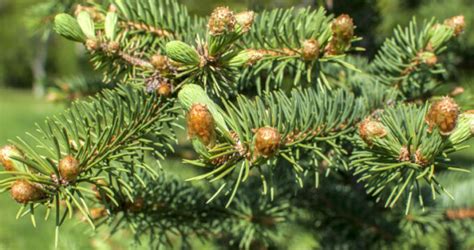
[326,14,355,55]
[208,6,237,35]
[59,155,80,183]
[235,11,255,32]
[0,145,23,171]
[10,180,45,204]
[301,39,320,61]
[187,104,216,147]
[444,15,465,36]
[254,127,281,157]
[359,118,387,145]
[426,97,460,135]
[156,82,173,97]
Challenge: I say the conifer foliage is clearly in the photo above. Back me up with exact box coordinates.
[1,0,473,248]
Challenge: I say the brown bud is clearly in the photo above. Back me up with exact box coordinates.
[426,97,460,135]
[90,207,108,220]
[187,104,216,147]
[127,197,145,213]
[235,11,255,32]
[414,149,429,166]
[398,146,410,162]
[59,155,80,183]
[359,118,387,145]
[157,82,173,97]
[254,127,281,157]
[301,39,320,61]
[10,180,45,204]
[107,41,120,54]
[450,86,465,97]
[0,145,23,171]
[85,39,100,51]
[208,6,237,35]
[418,51,437,66]
[444,15,465,36]
[92,179,110,201]
[332,14,354,42]
[150,54,169,71]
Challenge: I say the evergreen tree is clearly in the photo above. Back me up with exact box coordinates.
[0,0,473,248]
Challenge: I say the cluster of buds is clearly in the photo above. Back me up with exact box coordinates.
[106,41,120,54]
[426,97,460,135]
[187,104,216,147]
[254,127,281,158]
[358,118,387,146]
[235,11,255,33]
[59,155,81,183]
[208,7,237,35]
[10,180,46,204]
[301,39,320,61]
[326,14,355,55]
[444,15,465,36]
[0,145,23,171]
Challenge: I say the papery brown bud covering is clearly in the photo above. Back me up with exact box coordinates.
[208,6,237,35]
[187,104,216,146]
[444,15,465,36]
[90,207,108,220]
[426,97,460,135]
[0,145,23,171]
[414,149,429,166]
[107,41,120,54]
[10,180,45,204]
[157,82,173,97]
[59,155,81,183]
[85,39,100,51]
[254,127,281,157]
[359,118,387,145]
[150,54,169,70]
[301,39,320,61]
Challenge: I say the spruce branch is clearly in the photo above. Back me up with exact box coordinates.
[0,85,178,244]
[179,84,366,204]
[370,17,464,100]
[351,102,473,211]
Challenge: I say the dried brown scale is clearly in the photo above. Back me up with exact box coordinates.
[120,21,173,37]
[208,6,237,35]
[359,118,387,146]
[150,54,170,71]
[254,127,281,157]
[187,104,216,147]
[74,5,104,21]
[444,15,465,36]
[414,149,429,166]
[446,208,474,220]
[157,82,173,97]
[450,86,465,97]
[398,146,410,162]
[0,145,23,171]
[90,207,108,220]
[10,180,46,204]
[59,155,81,183]
[426,96,460,135]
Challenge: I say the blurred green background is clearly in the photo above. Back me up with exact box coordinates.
[0,0,472,249]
